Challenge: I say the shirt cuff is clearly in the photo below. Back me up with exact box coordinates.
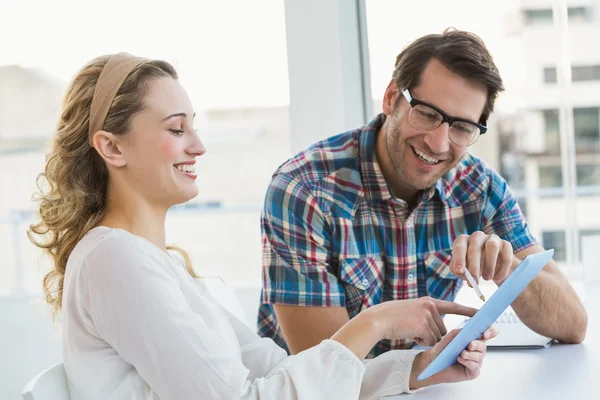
[320,339,367,376]
[360,349,423,398]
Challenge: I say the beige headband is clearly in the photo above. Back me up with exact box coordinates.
[88,52,148,145]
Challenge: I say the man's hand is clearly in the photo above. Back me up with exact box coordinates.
[450,231,515,284]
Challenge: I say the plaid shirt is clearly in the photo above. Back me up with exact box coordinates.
[258,113,537,357]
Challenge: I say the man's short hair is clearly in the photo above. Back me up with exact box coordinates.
[392,28,504,124]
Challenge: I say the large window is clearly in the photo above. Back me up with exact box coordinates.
[365,0,600,276]
[0,0,290,291]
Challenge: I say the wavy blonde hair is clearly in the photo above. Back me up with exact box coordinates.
[28,55,198,317]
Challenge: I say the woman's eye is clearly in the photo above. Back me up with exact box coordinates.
[169,129,184,136]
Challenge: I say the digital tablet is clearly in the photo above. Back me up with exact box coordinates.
[417,249,555,381]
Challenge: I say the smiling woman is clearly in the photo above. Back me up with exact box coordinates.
[27,54,203,317]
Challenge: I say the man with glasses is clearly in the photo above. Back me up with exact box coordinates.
[258,29,587,357]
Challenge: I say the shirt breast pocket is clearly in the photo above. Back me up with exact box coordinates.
[339,257,384,318]
[424,249,462,300]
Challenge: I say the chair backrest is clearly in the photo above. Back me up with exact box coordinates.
[22,362,71,400]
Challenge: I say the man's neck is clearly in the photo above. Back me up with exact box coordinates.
[375,120,420,208]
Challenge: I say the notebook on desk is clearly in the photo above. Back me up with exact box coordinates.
[458,309,554,349]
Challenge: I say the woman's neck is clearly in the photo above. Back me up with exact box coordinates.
[98,195,168,252]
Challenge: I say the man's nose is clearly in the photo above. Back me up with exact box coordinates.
[424,122,451,154]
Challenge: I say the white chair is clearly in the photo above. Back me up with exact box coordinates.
[22,362,71,400]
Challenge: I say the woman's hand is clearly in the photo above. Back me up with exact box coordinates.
[331,297,477,360]
[409,325,499,389]
[366,297,477,345]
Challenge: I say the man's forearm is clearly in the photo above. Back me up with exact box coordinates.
[508,257,588,343]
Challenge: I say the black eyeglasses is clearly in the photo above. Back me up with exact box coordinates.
[402,89,487,146]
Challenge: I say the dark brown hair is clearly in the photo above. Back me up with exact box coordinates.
[392,28,504,124]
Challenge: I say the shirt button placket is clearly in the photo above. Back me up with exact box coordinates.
[405,215,418,299]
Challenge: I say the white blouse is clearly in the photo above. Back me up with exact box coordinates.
[62,227,421,399]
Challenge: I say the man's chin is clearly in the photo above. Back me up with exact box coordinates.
[408,174,442,191]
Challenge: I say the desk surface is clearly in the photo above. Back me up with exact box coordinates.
[389,287,599,400]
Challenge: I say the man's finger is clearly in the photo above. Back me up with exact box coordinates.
[432,299,478,317]
[451,234,470,275]
[493,241,513,283]
[466,231,487,281]
[483,235,501,281]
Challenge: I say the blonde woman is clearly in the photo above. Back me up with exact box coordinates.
[29,53,496,399]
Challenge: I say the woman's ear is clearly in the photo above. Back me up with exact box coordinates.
[91,130,127,167]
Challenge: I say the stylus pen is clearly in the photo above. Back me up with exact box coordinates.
[463,268,486,302]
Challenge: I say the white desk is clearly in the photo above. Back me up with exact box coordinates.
[389,287,599,400]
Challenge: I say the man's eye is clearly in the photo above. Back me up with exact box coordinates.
[169,129,184,136]
[453,123,475,134]
[415,107,439,121]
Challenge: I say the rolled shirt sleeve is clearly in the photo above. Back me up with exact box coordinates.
[261,174,347,308]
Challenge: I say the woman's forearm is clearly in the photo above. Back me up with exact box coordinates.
[330,308,384,360]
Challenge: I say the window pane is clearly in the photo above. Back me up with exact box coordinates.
[574,107,600,151]
[568,7,591,22]
[545,65,600,84]
[577,164,600,186]
[572,65,600,82]
[580,230,600,260]
[544,67,557,83]
[544,109,560,153]
[539,165,563,188]
[524,9,553,25]
[542,231,567,262]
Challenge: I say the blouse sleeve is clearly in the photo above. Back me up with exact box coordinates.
[79,233,367,399]
[220,293,422,398]
[359,350,422,399]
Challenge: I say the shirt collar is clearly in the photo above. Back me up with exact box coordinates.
[359,114,393,202]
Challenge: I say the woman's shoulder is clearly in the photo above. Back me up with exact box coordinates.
[68,227,165,278]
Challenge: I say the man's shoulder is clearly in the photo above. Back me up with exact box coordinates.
[276,130,361,181]
[440,153,507,206]
[266,130,365,217]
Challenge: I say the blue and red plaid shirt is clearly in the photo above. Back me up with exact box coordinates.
[258,113,537,357]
